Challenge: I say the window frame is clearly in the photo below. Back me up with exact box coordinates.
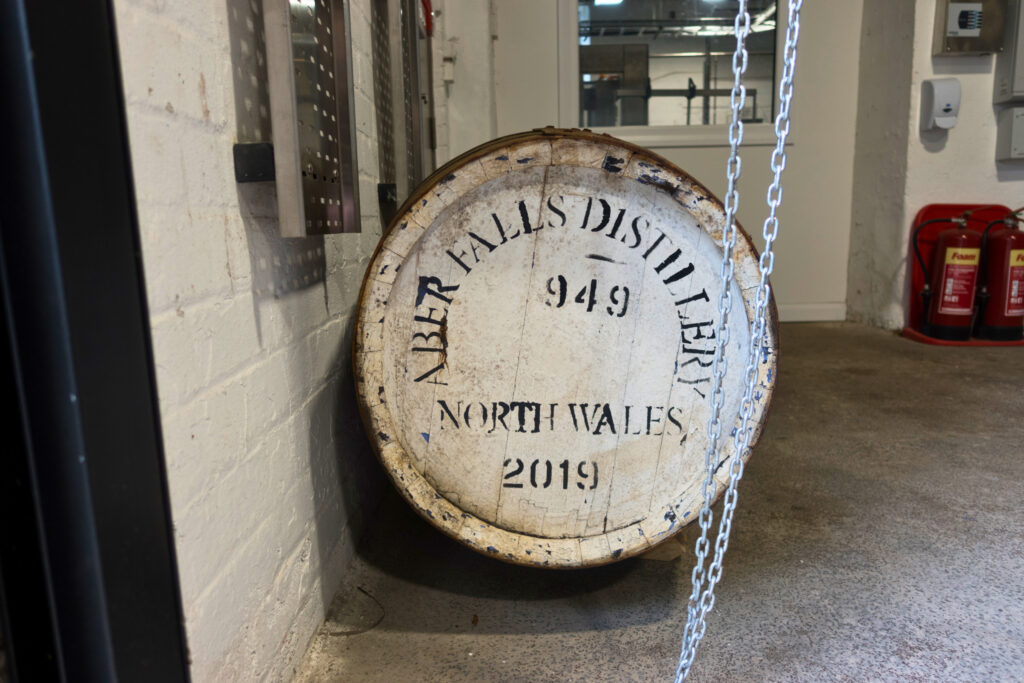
[556,0,791,149]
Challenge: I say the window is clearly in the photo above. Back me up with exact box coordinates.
[577,0,778,128]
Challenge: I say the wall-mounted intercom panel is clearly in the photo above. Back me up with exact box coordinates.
[995,0,1024,101]
[933,0,1007,55]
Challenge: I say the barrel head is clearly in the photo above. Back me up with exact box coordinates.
[354,128,777,568]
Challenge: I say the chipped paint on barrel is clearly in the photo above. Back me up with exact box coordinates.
[354,128,777,569]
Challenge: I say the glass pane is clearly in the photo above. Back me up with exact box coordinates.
[578,0,777,127]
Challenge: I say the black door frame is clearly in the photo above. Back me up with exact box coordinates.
[0,0,190,680]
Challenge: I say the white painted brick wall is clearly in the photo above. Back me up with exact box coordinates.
[112,0,386,679]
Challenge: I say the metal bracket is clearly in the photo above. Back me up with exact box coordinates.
[262,0,360,236]
[233,142,275,183]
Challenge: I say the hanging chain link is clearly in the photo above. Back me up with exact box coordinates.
[676,1,750,678]
[675,1,804,680]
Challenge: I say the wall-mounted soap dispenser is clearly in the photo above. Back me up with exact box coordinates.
[921,78,962,131]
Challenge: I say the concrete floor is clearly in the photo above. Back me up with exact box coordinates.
[295,322,1024,682]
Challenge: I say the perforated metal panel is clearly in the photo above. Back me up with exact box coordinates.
[371,0,396,185]
[228,0,271,143]
[292,0,343,232]
[263,0,360,236]
[228,0,329,301]
[389,0,435,190]
[369,0,435,221]
[401,1,420,187]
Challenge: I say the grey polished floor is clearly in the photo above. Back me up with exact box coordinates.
[295,323,1024,682]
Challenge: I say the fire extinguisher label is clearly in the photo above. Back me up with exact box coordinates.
[937,247,980,315]
[1006,249,1024,317]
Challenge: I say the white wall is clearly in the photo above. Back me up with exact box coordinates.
[846,0,917,329]
[442,1,1024,328]
[490,0,864,322]
[899,0,1024,322]
[848,0,1024,329]
[433,0,497,164]
[651,0,864,323]
[112,0,385,679]
[906,1,1024,215]
[493,0,562,136]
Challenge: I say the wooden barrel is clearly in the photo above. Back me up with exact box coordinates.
[354,128,777,568]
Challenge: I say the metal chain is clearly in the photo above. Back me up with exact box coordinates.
[675,2,750,678]
[675,1,804,680]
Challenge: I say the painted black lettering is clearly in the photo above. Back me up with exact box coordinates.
[415,276,458,305]
[461,402,488,429]
[546,195,567,227]
[491,212,519,243]
[608,285,629,317]
[576,462,589,489]
[568,403,600,432]
[590,199,612,233]
[645,406,664,436]
[509,401,542,433]
[490,402,511,433]
[468,231,498,254]
[593,404,617,435]
[413,307,446,326]
[624,405,642,435]
[530,459,552,488]
[642,230,667,259]
[666,406,683,434]
[437,400,460,429]
[605,208,627,240]
[446,248,473,274]
[675,288,710,307]
[578,197,593,230]
[503,459,524,488]
[662,262,695,285]
[546,275,567,307]
[411,327,445,352]
[413,362,446,384]
[518,200,541,234]
[680,320,716,343]
[623,216,645,249]
[654,249,682,274]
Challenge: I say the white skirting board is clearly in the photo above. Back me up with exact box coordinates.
[777,302,847,322]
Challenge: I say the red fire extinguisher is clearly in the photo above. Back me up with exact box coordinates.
[976,212,1024,341]
[913,217,982,340]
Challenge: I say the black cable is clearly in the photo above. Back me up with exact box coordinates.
[979,214,1022,292]
[980,218,1004,281]
[976,216,1022,331]
[982,217,1006,239]
[912,217,960,286]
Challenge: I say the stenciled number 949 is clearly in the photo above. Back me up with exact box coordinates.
[546,275,629,318]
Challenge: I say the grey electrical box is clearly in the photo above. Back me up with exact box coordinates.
[996,107,1024,160]
[933,0,1007,55]
[995,0,1024,101]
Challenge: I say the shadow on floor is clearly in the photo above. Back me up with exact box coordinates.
[296,323,1024,682]
[319,474,732,640]
[353,486,660,605]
